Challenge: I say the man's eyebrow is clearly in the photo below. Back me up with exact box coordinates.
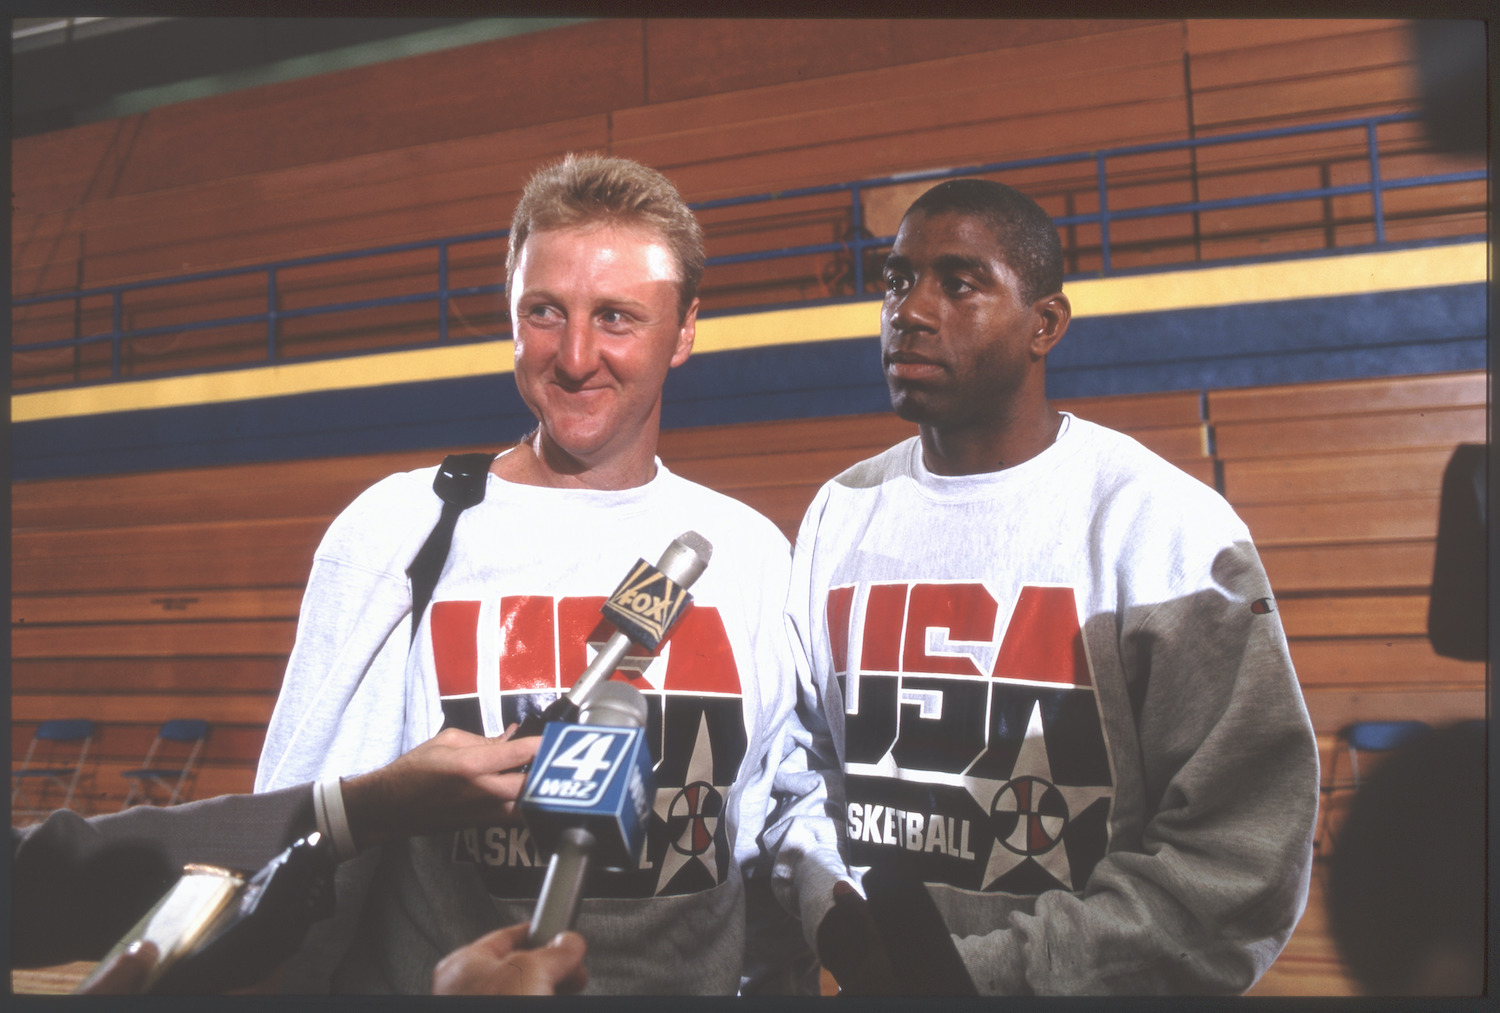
[516,286,654,312]
[930,253,993,278]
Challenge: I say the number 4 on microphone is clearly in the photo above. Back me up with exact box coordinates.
[546,731,619,792]
[521,723,653,870]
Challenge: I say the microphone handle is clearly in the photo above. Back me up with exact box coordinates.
[510,695,581,743]
[564,630,635,708]
[526,826,595,947]
[509,630,631,743]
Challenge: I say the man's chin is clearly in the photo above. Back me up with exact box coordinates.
[889,390,942,426]
[535,428,609,470]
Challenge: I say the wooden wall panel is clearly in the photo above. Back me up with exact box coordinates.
[10,382,1223,812]
[1259,541,1435,593]
[10,448,452,530]
[1222,447,1456,504]
[11,20,1192,298]
[13,522,324,592]
[11,21,645,213]
[1186,22,1411,89]
[1186,18,1408,54]
[641,19,1165,106]
[618,23,1189,172]
[11,658,289,694]
[1209,370,1486,749]
[16,19,1463,377]
[13,116,600,272]
[1174,20,1482,262]
[1185,20,1419,136]
[1211,370,1484,420]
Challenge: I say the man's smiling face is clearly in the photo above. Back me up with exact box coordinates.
[509,223,696,475]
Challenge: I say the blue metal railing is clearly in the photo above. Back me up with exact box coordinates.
[12,112,1486,390]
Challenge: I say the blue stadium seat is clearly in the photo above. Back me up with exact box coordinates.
[1315,719,1432,852]
[12,719,95,822]
[120,718,210,809]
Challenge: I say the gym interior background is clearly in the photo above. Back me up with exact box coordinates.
[9,17,1490,996]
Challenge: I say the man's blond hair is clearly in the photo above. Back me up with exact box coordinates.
[507,154,705,320]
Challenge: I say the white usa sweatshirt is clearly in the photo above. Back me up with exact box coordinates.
[781,415,1319,994]
[256,457,845,994]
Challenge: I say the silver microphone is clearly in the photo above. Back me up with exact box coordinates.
[525,682,651,948]
[563,530,712,709]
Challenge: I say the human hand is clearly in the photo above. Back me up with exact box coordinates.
[432,923,587,996]
[816,880,899,995]
[341,727,541,849]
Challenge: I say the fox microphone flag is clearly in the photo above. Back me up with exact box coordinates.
[512,531,712,741]
[520,682,654,947]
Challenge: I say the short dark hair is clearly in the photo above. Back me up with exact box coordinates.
[904,178,1064,303]
[507,153,705,321]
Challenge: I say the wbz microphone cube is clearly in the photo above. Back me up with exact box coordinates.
[520,720,654,870]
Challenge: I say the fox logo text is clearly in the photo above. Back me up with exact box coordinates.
[603,560,692,650]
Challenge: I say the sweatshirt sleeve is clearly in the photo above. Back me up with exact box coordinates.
[255,472,436,793]
[954,537,1320,994]
[759,484,855,953]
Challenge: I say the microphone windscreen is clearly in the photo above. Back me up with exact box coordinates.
[579,680,650,728]
[663,530,713,578]
[600,532,713,652]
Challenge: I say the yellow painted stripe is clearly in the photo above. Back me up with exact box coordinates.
[1068,241,1488,317]
[11,242,1485,423]
[10,303,881,424]
[694,300,881,353]
[12,342,515,423]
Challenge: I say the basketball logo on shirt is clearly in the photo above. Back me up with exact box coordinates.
[830,580,1114,895]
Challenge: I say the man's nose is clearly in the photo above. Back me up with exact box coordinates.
[888,277,938,333]
[554,318,600,379]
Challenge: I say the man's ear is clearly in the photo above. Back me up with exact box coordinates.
[671,298,699,368]
[1030,292,1071,357]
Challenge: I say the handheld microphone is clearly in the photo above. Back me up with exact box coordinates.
[78,832,338,995]
[512,531,711,741]
[519,682,654,947]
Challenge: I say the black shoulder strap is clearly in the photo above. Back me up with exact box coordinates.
[406,452,497,641]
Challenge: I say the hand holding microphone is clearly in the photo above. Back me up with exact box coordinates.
[432,923,588,996]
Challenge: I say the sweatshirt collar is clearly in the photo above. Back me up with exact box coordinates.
[907,413,1078,498]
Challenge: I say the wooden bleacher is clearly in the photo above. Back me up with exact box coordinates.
[1210,370,1487,843]
[14,370,1482,823]
[15,18,1480,389]
[9,20,1481,995]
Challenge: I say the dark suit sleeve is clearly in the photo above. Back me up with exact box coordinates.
[11,786,316,967]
